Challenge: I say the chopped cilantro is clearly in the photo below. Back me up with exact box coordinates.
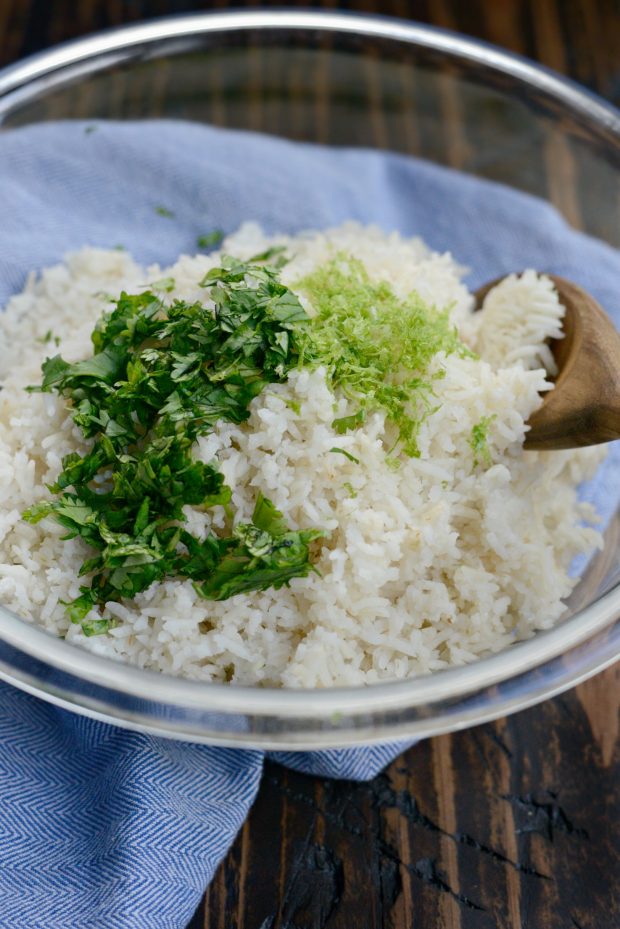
[42,333,59,347]
[24,257,323,632]
[150,276,176,293]
[297,255,469,457]
[343,481,357,498]
[197,230,224,250]
[469,415,496,468]
[332,409,366,434]
[155,206,175,218]
[195,493,321,600]
[329,447,360,464]
[81,617,112,637]
[248,245,289,269]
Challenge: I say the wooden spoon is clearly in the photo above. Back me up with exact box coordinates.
[475,274,620,451]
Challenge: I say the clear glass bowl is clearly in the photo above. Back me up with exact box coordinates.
[0,10,618,748]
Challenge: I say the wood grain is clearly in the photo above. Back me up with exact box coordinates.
[0,2,618,928]
[197,690,618,929]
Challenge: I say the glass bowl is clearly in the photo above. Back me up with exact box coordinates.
[0,10,618,748]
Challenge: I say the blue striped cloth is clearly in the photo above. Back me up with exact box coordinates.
[0,121,618,929]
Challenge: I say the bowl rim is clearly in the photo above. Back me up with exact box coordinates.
[0,8,619,132]
[0,584,619,717]
[0,8,618,726]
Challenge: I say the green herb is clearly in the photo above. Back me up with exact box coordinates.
[24,257,323,632]
[150,277,176,293]
[81,617,112,637]
[469,415,495,468]
[332,409,366,434]
[248,245,289,269]
[195,492,322,600]
[155,206,175,218]
[284,398,301,415]
[297,255,470,457]
[197,230,224,250]
[329,447,360,464]
[343,481,357,498]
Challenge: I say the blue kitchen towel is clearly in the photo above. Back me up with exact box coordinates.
[0,120,619,929]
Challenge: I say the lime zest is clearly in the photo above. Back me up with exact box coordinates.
[296,254,469,457]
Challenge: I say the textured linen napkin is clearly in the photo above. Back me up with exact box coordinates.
[0,121,618,929]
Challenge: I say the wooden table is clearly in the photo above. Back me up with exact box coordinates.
[2,2,618,927]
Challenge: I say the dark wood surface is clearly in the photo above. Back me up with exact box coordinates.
[1,2,619,928]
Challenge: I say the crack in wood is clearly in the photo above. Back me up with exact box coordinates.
[372,774,548,879]
[264,773,365,836]
[265,769,550,883]
[471,730,493,770]
[272,836,344,929]
[377,842,486,913]
[453,831,549,879]
[501,792,589,841]
[557,696,578,719]
[378,852,402,917]
[484,728,514,760]
[367,782,404,922]
[271,769,485,914]
[278,822,318,917]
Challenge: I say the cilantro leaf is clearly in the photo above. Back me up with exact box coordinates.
[24,256,323,632]
[248,245,289,269]
[332,409,366,434]
[195,524,324,601]
[251,491,289,535]
[82,618,112,637]
[197,230,224,250]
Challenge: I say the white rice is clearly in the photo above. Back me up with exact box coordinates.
[0,223,605,687]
